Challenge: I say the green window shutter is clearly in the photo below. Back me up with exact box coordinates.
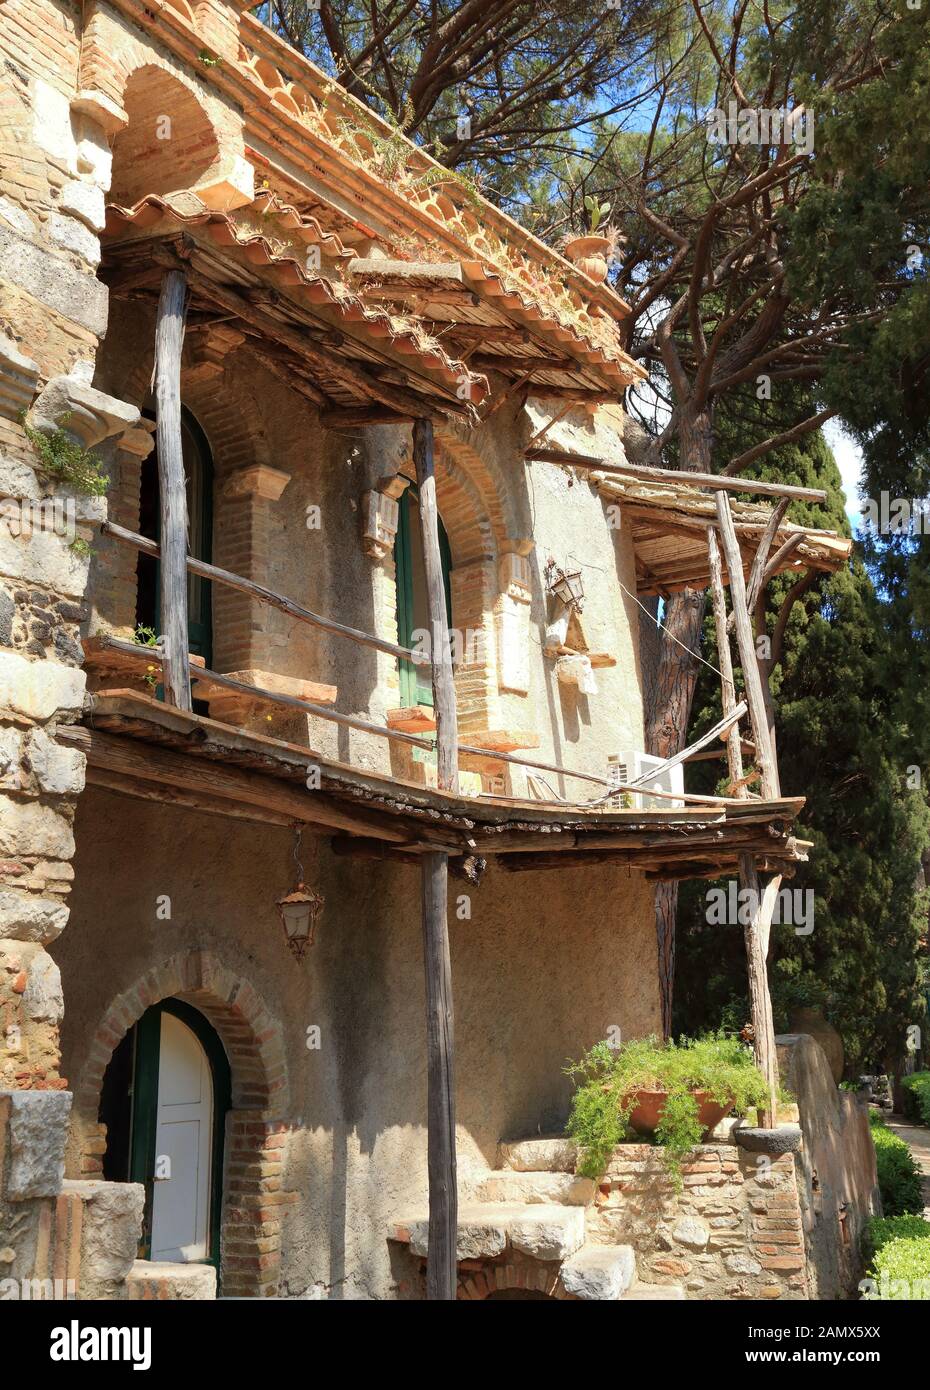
[394,486,452,708]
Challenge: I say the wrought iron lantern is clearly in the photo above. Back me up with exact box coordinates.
[277,827,324,961]
[546,559,585,613]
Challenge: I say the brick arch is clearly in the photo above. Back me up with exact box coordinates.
[110,64,222,207]
[457,1260,570,1299]
[435,450,496,569]
[72,948,294,1298]
[74,947,288,1120]
[435,423,523,551]
[117,347,272,479]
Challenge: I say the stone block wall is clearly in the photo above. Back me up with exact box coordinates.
[587,1142,809,1299]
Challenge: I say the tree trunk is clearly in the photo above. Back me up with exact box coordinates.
[644,403,714,1037]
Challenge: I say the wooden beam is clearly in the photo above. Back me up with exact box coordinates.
[154,269,192,710]
[414,413,459,1299]
[707,528,746,793]
[101,522,428,668]
[624,703,748,789]
[93,636,435,753]
[744,499,789,619]
[470,354,576,374]
[713,494,780,799]
[330,835,486,884]
[762,532,805,585]
[413,417,458,794]
[62,724,412,842]
[84,765,296,828]
[159,247,457,422]
[740,853,781,1127]
[714,493,782,1127]
[526,449,828,502]
[424,325,531,343]
[319,406,414,429]
[421,849,457,1300]
[362,287,480,306]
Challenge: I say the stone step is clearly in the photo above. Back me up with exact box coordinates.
[559,1245,636,1300]
[390,1202,586,1263]
[498,1137,577,1173]
[621,1282,686,1300]
[464,1169,594,1206]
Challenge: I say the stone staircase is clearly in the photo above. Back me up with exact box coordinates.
[391,1136,685,1301]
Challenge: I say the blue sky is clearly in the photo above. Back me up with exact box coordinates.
[822,418,865,534]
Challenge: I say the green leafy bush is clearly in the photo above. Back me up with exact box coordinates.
[862,1215,930,1299]
[869,1110,924,1214]
[564,1033,771,1183]
[901,1072,930,1127]
[22,417,108,495]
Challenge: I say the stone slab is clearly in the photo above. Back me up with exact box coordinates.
[498,1137,578,1172]
[466,1169,594,1206]
[2,1089,71,1198]
[559,1244,636,1300]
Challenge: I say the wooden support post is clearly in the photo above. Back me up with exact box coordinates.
[154,269,192,711]
[713,491,779,798]
[740,854,781,1126]
[713,494,783,1126]
[421,850,458,1300]
[707,528,745,794]
[413,416,459,1298]
[413,417,459,794]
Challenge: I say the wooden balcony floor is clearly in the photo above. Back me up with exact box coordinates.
[60,690,807,883]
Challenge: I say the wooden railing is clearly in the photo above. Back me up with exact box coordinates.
[98,525,753,808]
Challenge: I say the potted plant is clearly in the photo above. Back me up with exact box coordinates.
[564,1033,773,1183]
[562,196,624,280]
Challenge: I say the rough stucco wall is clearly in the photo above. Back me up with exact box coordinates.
[341,394,646,788]
[776,1034,880,1299]
[53,785,658,1298]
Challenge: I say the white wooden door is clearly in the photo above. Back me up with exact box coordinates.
[150,1011,214,1262]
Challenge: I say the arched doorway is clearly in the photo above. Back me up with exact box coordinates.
[98,999,230,1274]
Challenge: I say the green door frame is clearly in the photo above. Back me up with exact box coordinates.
[394,484,452,707]
[129,998,231,1278]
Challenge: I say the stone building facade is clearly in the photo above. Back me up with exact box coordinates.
[0,0,869,1303]
[0,0,661,1301]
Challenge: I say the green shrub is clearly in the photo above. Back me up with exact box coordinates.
[564,1033,771,1184]
[869,1110,924,1214]
[862,1215,930,1299]
[22,416,108,495]
[901,1071,930,1127]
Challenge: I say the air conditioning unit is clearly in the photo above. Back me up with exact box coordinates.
[607,750,685,810]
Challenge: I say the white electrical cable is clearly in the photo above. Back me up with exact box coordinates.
[618,577,723,678]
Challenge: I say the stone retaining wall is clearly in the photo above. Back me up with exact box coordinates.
[587,1142,809,1300]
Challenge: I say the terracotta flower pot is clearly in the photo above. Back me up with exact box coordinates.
[563,234,611,282]
[625,1087,733,1139]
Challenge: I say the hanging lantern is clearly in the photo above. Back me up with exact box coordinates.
[277,883,324,960]
[546,559,585,613]
[277,827,324,961]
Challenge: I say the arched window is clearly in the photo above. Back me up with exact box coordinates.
[394,485,452,707]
